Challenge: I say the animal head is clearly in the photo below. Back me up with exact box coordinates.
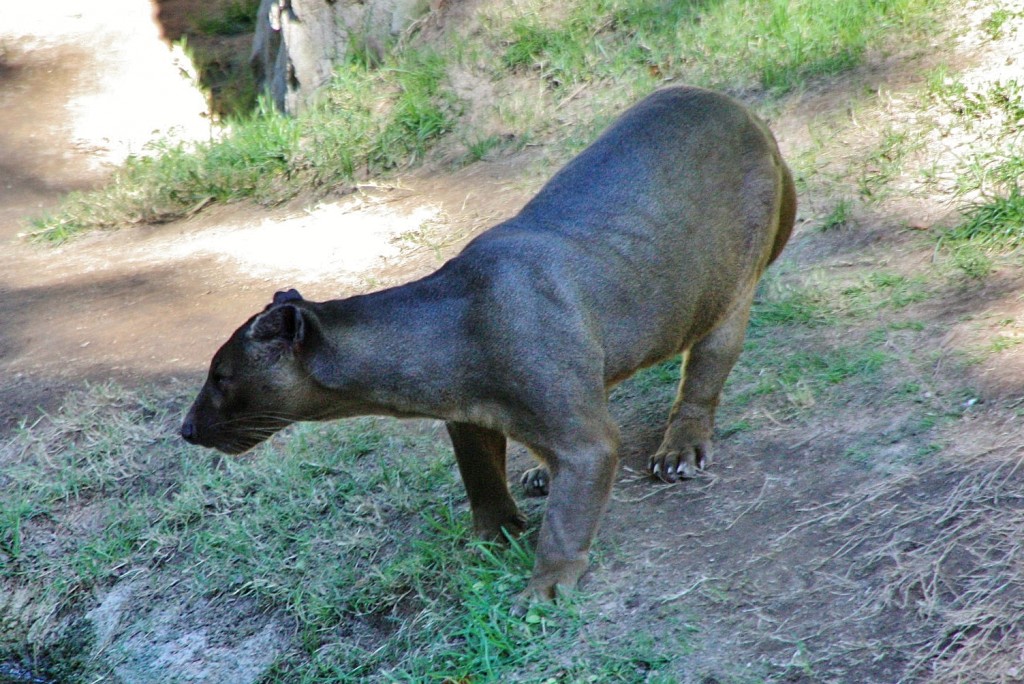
[181,289,331,454]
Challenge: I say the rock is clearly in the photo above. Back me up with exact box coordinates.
[83,574,294,684]
[252,0,432,114]
[1,574,294,684]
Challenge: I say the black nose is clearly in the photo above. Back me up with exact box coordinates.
[181,416,199,444]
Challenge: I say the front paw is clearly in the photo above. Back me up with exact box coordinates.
[474,510,528,542]
[520,465,550,497]
[511,558,588,616]
[648,440,713,483]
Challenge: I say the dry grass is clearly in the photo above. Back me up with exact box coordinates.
[763,435,1024,682]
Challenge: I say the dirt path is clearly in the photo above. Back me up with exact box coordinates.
[0,0,248,430]
[0,0,534,433]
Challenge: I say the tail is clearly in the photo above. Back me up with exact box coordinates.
[767,160,797,266]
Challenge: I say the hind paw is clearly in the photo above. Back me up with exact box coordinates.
[648,441,713,483]
[520,465,550,497]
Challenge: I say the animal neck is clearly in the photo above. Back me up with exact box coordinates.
[305,279,468,420]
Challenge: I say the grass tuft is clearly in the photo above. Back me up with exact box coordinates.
[820,198,854,231]
[500,0,943,95]
[28,49,456,243]
[943,191,1024,251]
[935,188,1024,278]
[25,0,948,241]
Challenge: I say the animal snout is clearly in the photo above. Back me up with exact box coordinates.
[180,411,200,444]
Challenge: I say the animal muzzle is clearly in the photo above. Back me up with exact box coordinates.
[180,406,206,446]
[180,405,281,455]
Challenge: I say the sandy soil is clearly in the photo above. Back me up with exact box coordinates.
[0,0,210,427]
[0,0,535,433]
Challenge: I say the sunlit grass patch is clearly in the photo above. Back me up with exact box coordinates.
[27,49,457,244]
[27,0,951,242]
[500,0,945,95]
[934,187,1024,278]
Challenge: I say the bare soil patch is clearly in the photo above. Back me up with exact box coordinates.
[0,0,537,433]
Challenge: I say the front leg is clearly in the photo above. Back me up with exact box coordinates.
[521,419,619,603]
[446,422,526,541]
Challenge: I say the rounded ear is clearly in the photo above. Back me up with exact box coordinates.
[273,288,304,305]
[250,304,306,348]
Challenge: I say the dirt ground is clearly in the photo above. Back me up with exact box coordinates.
[0,0,212,429]
[0,0,536,434]
[5,1,1024,682]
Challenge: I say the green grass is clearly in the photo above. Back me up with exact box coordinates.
[934,188,1024,278]
[7,1,1024,680]
[924,74,1024,196]
[922,72,1024,277]
[882,61,1024,282]
[27,0,948,242]
[857,126,920,201]
[28,49,457,243]
[0,384,683,681]
[755,346,889,394]
[196,0,261,36]
[463,133,511,163]
[929,76,1024,135]
[500,0,943,95]
[630,355,682,393]
[752,287,839,329]
[841,272,930,311]
[719,275,928,417]
[180,0,263,116]
[624,273,927,415]
[981,6,1024,38]
[942,191,1024,251]
[820,198,854,231]
[751,270,930,331]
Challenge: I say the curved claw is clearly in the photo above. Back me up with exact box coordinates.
[520,465,550,497]
[648,442,713,483]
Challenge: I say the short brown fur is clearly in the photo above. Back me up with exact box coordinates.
[182,86,796,604]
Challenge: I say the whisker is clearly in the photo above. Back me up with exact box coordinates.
[212,412,301,429]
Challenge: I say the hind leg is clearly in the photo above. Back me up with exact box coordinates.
[520,463,551,497]
[649,293,755,483]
